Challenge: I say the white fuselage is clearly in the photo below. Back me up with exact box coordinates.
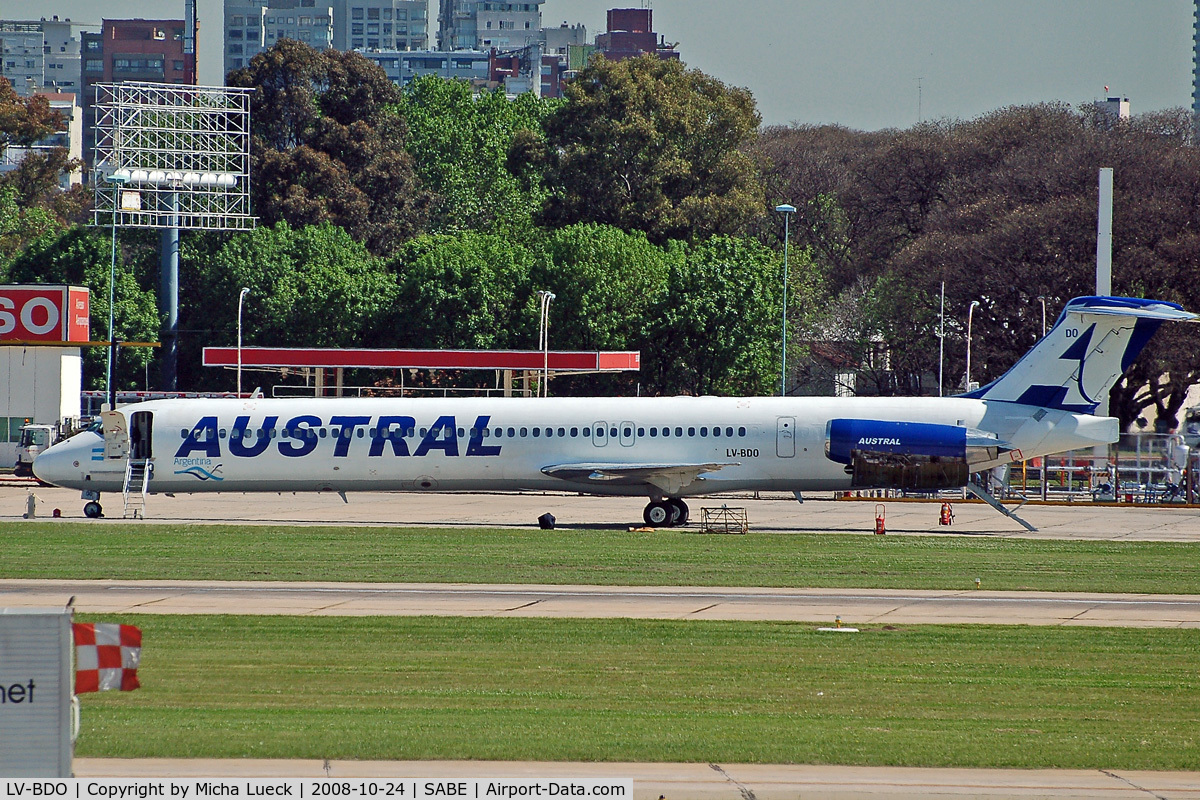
[33,395,1118,499]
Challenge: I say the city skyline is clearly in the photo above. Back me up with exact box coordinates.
[5,0,1195,130]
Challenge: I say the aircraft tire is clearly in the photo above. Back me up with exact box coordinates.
[669,498,689,526]
[643,501,672,527]
[83,501,102,519]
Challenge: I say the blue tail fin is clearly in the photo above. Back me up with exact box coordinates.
[962,297,1195,413]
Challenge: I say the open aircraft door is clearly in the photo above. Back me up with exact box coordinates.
[130,410,153,460]
[777,416,796,458]
[101,410,128,460]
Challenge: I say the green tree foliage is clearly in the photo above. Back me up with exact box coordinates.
[400,75,554,234]
[642,236,784,396]
[534,223,672,352]
[386,231,538,351]
[5,226,158,389]
[536,55,764,245]
[228,40,428,255]
[175,222,396,390]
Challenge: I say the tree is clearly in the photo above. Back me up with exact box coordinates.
[0,77,62,153]
[176,222,397,390]
[536,55,764,245]
[400,75,554,234]
[5,226,159,390]
[228,41,429,255]
[642,236,783,396]
[385,231,538,351]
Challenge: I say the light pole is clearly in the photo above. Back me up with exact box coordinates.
[938,281,945,397]
[966,300,980,391]
[1037,295,1047,337]
[775,203,796,396]
[537,290,555,398]
[105,171,128,410]
[237,287,250,397]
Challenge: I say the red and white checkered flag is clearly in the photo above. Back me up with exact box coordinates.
[73,622,141,693]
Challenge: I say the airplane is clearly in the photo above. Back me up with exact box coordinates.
[32,296,1195,528]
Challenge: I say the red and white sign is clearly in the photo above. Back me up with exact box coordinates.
[0,285,89,343]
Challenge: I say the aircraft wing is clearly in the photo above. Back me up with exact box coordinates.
[541,462,739,496]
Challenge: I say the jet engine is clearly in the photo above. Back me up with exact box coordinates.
[825,419,1006,491]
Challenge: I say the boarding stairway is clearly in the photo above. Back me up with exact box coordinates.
[122,458,150,519]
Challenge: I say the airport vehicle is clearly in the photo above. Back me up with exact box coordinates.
[15,423,58,478]
[31,296,1194,525]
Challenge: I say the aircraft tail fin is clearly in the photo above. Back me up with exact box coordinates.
[962,296,1195,414]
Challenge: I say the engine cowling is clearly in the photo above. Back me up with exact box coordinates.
[825,419,980,491]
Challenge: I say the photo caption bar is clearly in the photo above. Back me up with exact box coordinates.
[1,780,631,800]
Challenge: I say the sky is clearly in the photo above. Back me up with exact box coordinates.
[8,0,1195,130]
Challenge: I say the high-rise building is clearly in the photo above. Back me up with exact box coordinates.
[595,8,678,62]
[438,1,543,51]
[332,0,429,52]
[0,17,97,98]
[224,0,334,75]
[81,18,199,166]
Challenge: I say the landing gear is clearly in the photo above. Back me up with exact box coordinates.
[83,501,103,519]
[642,498,689,528]
[668,498,689,526]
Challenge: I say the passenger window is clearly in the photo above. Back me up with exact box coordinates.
[688,427,696,437]
[700,427,708,437]
[520,427,528,437]
[570,427,578,437]
[420,428,428,437]
[469,428,478,438]
[533,427,541,437]
[545,428,553,438]
[180,429,187,438]
[219,429,227,439]
[650,427,658,437]
[623,427,632,437]
[457,428,465,437]
[738,426,746,436]
[726,427,734,437]
[637,427,644,437]
[609,427,617,437]
[675,427,683,437]
[712,426,721,438]
[508,427,516,437]
[319,428,327,438]
[557,427,565,437]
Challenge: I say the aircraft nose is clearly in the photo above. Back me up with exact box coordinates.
[32,440,78,487]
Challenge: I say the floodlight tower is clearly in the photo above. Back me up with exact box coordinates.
[92,82,255,391]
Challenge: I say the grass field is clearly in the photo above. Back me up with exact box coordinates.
[74,614,1200,769]
[6,522,1200,593]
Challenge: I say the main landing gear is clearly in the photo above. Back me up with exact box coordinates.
[643,498,689,528]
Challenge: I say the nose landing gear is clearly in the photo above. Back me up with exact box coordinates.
[643,498,689,527]
[83,500,103,518]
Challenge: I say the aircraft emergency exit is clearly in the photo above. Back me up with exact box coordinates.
[32,296,1194,527]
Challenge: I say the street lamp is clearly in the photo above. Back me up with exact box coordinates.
[1037,295,1047,337]
[937,281,945,397]
[237,287,250,397]
[104,171,130,411]
[775,203,796,397]
[966,300,981,391]
[536,290,555,398]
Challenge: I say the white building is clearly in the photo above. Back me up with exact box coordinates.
[224,0,334,74]
[0,92,84,189]
[0,17,96,98]
[437,1,543,51]
[333,0,429,52]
